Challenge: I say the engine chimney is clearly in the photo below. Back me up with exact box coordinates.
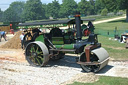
[75,12,82,41]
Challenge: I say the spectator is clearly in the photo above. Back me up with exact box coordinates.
[0,29,7,41]
[20,32,24,49]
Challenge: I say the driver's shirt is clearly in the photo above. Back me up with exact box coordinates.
[20,34,24,41]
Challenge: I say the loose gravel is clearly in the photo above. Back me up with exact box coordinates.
[0,56,92,85]
[97,60,128,78]
[0,52,128,85]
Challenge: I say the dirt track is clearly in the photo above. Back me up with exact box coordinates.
[93,16,126,24]
[0,48,128,85]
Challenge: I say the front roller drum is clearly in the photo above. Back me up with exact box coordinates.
[79,47,109,73]
[25,41,49,66]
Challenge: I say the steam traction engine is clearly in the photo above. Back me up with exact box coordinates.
[18,12,109,72]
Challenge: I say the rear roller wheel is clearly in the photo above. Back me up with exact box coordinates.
[25,41,49,66]
[80,52,100,73]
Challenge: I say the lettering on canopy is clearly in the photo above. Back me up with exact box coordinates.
[18,24,67,29]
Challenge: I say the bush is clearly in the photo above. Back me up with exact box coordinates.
[101,8,108,16]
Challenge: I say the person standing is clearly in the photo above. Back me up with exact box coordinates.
[20,32,24,49]
[0,32,1,42]
[0,30,7,41]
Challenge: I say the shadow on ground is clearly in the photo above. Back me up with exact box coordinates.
[97,65,113,74]
[47,55,81,69]
[46,55,112,74]
[108,19,127,23]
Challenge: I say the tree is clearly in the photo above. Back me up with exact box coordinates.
[89,0,96,15]
[101,0,118,12]
[77,0,92,15]
[59,0,77,18]
[95,0,105,14]
[101,0,128,22]
[23,0,45,21]
[101,8,108,16]
[42,4,48,18]
[117,0,128,22]
[0,9,3,22]
[46,0,60,19]
[4,8,14,22]
[3,1,25,22]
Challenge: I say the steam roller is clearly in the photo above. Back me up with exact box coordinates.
[19,12,109,73]
[78,46,109,73]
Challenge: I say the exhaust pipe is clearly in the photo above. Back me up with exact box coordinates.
[75,12,82,41]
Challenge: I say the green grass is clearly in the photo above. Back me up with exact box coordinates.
[95,19,128,30]
[0,22,3,25]
[69,76,128,85]
[94,18,128,37]
[98,35,128,60]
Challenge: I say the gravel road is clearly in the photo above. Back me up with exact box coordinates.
[0,55,94,85]
[97,60,128,78]
[0,53,128,85]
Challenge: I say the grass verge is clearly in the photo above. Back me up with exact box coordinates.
[94,18,128,37]
[95,18,128,30]
[69,76,128,85]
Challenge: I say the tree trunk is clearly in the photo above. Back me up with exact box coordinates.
[126,9,128,22]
